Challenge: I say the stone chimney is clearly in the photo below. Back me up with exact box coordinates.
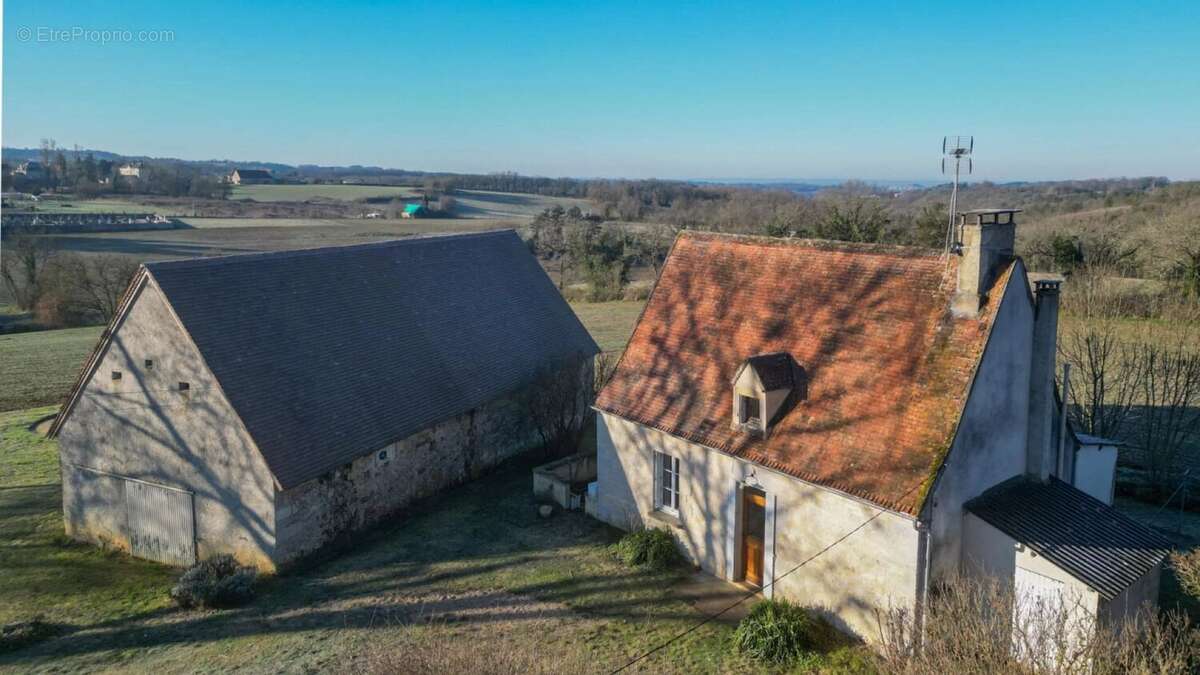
[1026,279,1061,481]
[951,209,1019,318]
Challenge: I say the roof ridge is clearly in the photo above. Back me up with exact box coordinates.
[144,229,517,270]
[678,229,943,259]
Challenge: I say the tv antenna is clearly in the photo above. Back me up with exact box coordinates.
[941,135,973,255]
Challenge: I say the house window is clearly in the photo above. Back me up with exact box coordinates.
[740,395,761,426]
[654,451,680,515]
[144,359,154,369]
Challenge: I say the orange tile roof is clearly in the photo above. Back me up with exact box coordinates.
[595,231,1017,515]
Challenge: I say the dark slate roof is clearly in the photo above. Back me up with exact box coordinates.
[234,168,272,178]
[966,477,1171,600]
[146,231,597,489]
[746,352,795,391]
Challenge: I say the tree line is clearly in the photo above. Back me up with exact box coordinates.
[1,236,138,329]
[2,138,228,199]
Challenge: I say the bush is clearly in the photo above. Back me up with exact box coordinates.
[1170,547,1200,598]
[733,599,831,665]
[0,619,58,654]
[612,528,681,571]
[170,555,258,609]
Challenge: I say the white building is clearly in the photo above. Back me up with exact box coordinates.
[592,210,1168,642]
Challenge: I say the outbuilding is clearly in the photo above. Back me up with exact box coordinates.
[51,231,598,569]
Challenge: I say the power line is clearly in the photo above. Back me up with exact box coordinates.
[611,480,924,674]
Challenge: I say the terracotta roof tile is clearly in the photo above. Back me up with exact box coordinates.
[596,231,1015,514]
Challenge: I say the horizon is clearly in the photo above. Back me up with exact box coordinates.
[1,144,1175,187]
[4,1,1199,181]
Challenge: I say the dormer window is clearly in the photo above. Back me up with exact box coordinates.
[731,352,803,434]
[739,395,762,427]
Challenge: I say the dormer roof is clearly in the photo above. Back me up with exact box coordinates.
[743,352,795,391]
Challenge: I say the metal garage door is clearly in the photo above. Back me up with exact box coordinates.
[125,479,196,566]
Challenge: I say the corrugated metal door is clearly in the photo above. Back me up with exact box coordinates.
[125,479,196,566]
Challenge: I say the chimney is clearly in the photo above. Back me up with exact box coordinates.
[1026,279,1061,481]
[951,209,1019,318]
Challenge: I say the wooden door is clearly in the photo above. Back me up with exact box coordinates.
[742,488,766,587]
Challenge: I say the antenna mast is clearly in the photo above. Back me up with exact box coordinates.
[941,135,973,255]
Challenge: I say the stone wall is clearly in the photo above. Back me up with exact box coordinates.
[273,374,562,564]
[58,276,278,569]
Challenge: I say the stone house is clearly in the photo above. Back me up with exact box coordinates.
[593,211,1169,642]
[51,231,598,570]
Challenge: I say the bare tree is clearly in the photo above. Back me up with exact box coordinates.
[527,353,595,458]
[1058,268,1146,440]
[55,254,141,321]
[876,574,1198,675]
[1133,338,1200,494]
[0,236,58,310]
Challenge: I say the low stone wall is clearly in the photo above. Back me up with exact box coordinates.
[533,452,597,510]
[273,379,551,565]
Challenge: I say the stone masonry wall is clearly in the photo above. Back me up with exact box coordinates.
[273,375,562,565]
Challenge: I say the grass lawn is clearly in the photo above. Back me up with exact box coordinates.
[570,301,646,353]
[0,326,103,413]
[0,408,177,635]
[0,405,834,673]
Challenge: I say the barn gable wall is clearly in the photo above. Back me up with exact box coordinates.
[57,278,278,569]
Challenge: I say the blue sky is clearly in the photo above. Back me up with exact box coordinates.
[4,1,1198,180]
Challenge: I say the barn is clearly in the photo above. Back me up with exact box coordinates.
[50,231,598,570]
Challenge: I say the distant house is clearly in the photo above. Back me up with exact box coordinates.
[228,168,273,185]
[51,231,598,570]
[401,203,428,218]
[593,210,1168,643]
[13,161,47,180]
[117,163,142,179]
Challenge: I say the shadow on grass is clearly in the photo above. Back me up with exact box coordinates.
[0,456,712,667]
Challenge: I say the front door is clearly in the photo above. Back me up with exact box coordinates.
[742,487,766,587]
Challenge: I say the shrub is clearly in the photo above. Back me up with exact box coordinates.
[612,528,681,571]
[877,575,1199,675]
[170,555,258,609]
[0,619,58,654]
[732,599,831,665]
[1170,547,1200,598]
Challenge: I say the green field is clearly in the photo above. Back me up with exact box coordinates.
[229,184,420,202]
[230,184,592,218]
[0,327,103,413]
[16,197,179,215]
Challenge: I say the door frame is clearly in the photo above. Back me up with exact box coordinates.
[726,479,777,598]
[742,486,767,587]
